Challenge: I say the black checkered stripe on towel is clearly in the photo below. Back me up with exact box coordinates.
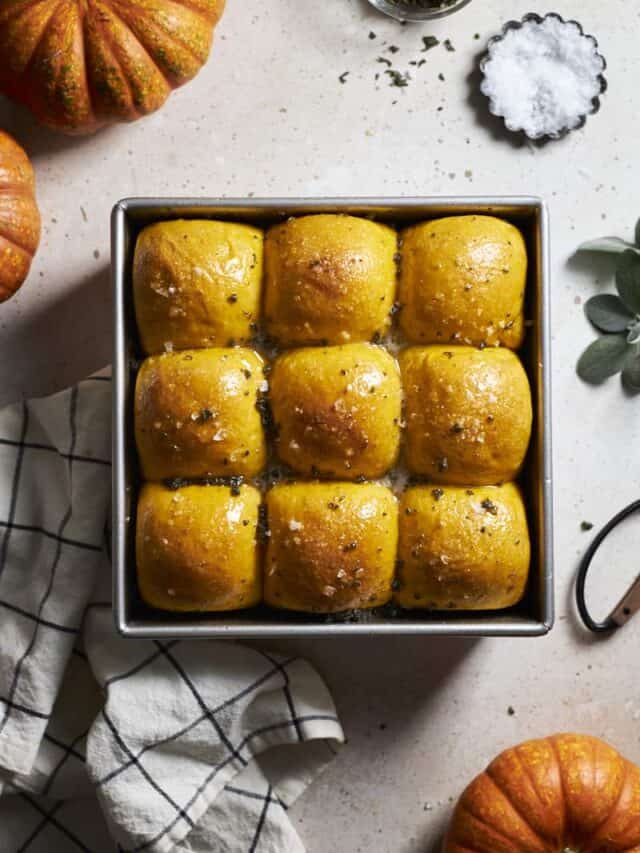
[0,376,113,769]
[0,636,341,853]
[0,372,343,852]
[84,631,342,852]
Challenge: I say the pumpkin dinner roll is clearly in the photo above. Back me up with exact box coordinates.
[400,346,532,485]
[136,483,261,612]
[264,214,397,345]
[399,215,527,348]
[135,348,267,480]
[133,219,263,354]
[264,483,398,613]
[395,484,530,611]
[269,343,402,479]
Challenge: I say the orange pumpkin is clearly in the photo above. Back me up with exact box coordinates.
[443,734,640,853]
[0,131,41,303]
[0,0,226,135]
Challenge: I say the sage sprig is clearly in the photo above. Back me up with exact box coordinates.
[576,223,640,393]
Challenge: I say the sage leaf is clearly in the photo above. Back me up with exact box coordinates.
[622,345,640,392]
[578,237,639,254]
[616,250,640,314]
[576,335,629,383]
[584,294,634,333]
[635,217,640,247]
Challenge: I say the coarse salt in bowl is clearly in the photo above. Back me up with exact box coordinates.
[480,13,607,141]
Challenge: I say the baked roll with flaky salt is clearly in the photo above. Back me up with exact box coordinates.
[264,214,397,345]
[399,215,527,349]
[133,219,263,355]
[135,348,267,480]
[400,345,532,485]
[395,483,530,611]
[136,483,261,612]
[264,482,397,613]
[269,343,402,479]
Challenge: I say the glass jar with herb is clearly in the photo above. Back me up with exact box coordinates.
[367,0,473,22]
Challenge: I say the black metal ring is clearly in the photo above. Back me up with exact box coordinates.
[575,499,640,633]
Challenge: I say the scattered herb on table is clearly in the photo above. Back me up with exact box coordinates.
[581,521,594,532]
[385,69,410,88]
[361,29,456,92]
[575,218,640,393]
[339,71,349,84]
[421,35,440,52]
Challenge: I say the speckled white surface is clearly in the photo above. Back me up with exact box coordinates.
[1,1,640,851]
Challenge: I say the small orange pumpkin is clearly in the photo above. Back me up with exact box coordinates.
[0,0,226,135]
[0,131,41,303]
[443,734,640,852]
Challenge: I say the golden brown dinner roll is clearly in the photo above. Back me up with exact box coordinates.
[400,346,532,485]
[133,219,263,354]
[395,484,530,610]
[264,482,398,613]
[136,483,262,611]
[264,214,397,345]
[135,348,267,480]
[399,215,527,348]
[269,343,402,479]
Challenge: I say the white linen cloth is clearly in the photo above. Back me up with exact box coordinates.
[0,373,344,852]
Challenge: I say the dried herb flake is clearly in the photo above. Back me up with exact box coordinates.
[481,499,498,515]
[421,36,440,52]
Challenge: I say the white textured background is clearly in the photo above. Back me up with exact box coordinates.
[1,1,640,851]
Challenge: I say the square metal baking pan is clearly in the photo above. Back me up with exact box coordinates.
[112,197,553,638]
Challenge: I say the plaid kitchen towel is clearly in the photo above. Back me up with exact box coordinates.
[0,373,344,852]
